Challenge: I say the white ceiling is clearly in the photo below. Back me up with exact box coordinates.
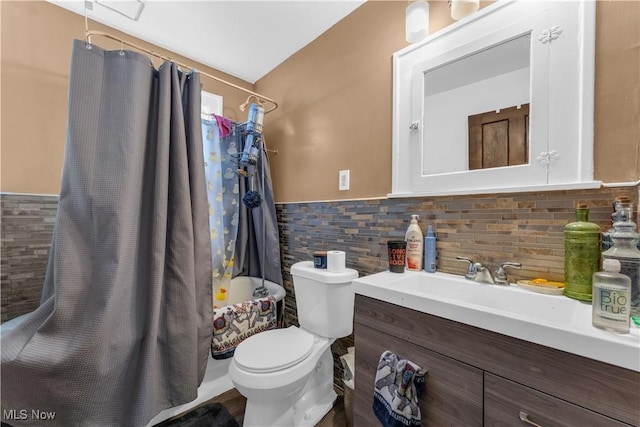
[47,0,366,84]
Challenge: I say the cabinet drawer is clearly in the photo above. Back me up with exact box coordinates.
[485,373,633,427]
[354,323,483,427]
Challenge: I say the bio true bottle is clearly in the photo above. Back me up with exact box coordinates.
[592,259,631,334]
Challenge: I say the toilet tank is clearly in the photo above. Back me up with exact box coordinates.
[290,261,359,339]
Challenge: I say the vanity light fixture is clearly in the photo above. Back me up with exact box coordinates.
[449,0,479,20]
[405,1,430,43]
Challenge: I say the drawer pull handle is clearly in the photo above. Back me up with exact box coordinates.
[519,411,544,427]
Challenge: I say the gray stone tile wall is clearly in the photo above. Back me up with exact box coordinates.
[1,193,58,322]
[277,187,637,326]
[276,186,638,392]
[2,186,638,392]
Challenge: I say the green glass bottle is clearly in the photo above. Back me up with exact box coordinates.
[564,204,601,301]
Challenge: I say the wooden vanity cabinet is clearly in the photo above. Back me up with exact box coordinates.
[353,295,640,427]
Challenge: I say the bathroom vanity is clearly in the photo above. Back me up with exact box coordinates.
[352,271,640,426]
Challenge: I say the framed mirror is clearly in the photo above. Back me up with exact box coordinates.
[391,0,599,197]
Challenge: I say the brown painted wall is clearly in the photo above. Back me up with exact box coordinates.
[2,1,639,199]
[256,0,640,203]
[594,0,640,183]
[255,1,404,203]
[0,0,254,195]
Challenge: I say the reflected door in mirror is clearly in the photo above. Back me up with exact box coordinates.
[468,104,529,170]
[420,33,531,176]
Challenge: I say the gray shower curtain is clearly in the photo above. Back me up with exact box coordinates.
[0,40,212,426]
[233,146,283,286]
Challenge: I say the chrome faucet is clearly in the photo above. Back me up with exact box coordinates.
[456,257,495,284]
[456,257,523,285]
[494,262,522,285]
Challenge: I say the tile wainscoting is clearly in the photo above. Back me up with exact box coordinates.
[276,185,638,391]
[1,193,59,322]
[2,186,638,391]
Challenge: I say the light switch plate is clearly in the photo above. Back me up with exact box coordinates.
[339,170,350,191]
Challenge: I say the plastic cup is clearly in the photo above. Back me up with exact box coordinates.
[387,241,407,273]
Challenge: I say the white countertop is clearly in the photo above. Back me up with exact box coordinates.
[353,270,640,372]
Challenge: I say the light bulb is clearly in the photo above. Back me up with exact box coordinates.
[450,0,479,20]
[406,1,429,44]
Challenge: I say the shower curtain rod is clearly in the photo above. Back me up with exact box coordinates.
[84,30,279,115]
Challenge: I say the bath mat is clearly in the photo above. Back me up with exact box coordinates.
[153,402,239,427]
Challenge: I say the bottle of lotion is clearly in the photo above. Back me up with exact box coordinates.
[405,215,423,271]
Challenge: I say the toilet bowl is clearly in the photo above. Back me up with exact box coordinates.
[228,261,358,427]
[229,327,335,426]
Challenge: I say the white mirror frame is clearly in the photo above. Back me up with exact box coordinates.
[391,0,599,197]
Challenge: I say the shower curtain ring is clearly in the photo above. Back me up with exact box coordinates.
[119,40,125,56]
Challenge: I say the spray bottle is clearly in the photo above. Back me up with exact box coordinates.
[405,215,424,271]
[424,225,436,273]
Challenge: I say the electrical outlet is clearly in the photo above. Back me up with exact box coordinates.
[339,170,350,191]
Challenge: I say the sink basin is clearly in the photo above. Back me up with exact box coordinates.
[387,272,576,325]
[353,270,640,372]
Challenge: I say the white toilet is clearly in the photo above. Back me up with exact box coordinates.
[228,261,358,427]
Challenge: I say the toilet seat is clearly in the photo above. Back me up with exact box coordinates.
[234,326,314,373]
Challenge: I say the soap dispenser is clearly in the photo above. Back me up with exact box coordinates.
[405,215,423,271]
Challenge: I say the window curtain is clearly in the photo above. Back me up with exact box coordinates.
[0,40,212,426]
